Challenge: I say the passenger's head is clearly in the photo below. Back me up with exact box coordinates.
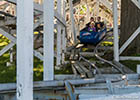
[97,16,101,22]
[90,17,94,22]
[90,21,95,28]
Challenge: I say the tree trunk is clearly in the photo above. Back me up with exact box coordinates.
[120,0,140,55]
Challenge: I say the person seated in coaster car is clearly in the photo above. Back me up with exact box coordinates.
[88,21,96,32]
[86,17,95,27]
[95,16,104,32]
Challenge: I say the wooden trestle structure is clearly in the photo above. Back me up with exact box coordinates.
[0,0,140,100]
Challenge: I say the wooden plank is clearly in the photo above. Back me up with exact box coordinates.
[56,24,62,66]
[79,92,140,100]
[137,65,140,74]
[120,56,140,61]
[65,81,76,100]
[0,78,96,92]
[55,75,80,80]
[77,62,93,78]
[5,0,66,26]
[72,65,78,75]
[17,0,33,99]
[131,0,140,9]
[56,0,62,66]
[79,52,104,57]
[113,0,119,61]
[120,26,140,55]
[73,63,86,77]
[0,42,15,56]
[43,0,54,80]
[0,28,16,43]
[62,0,66,64]
[106,79,114,94]
[69,0,77,43]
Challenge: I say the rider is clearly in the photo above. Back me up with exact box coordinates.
[86,17,95,27]
[95,16,104,32]
[88,21,96,32]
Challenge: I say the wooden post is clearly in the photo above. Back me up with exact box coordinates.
[96,0,99,17]
[69,0,77,44]
[62,0,66,64]
[113,0,119,62]
[56,0,62,66]
[10,48,13,63]
[85,0,90,22]
[43,0,54,80]
[17,0,33,99]
[137,65,140,74]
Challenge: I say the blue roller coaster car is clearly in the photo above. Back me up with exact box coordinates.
[79,27,107,45]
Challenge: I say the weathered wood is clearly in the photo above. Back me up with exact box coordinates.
[79,92,140,100]
[0,78,96,92]
[120,56,140,61]
[113,0,119,61]
[77,62,93,78]
[106,79,114,94]
[43,0,54,80]
[17,0,33,99]
[72,65,78,75]
[55,75,80,80]
[62,0,66,64]
[137,65,140,74]
[56,0,62,66]
[120,0,140,55]
[69,0,77,43]
[56,24,62,66]
[5,0,66,26]
[65,81,76,100]
[73,62,86,77]
[0,42,15,56]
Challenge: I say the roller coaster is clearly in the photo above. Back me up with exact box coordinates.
[0,0,140,100]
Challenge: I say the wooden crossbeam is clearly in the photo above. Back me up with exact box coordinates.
[99,0,112,11]
[4,0,66,26]
[120,56,140,61]
[120,26,140,54]
[0,26,43,61]
[119,0,140,55]
[106,79,114,94]
[131,0,140,9]
[0,42,15,56]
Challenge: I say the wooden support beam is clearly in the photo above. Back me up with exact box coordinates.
[99,0,112,11]
[0,78,96,92]
[137,65,140,74]
[106,79,114,94]
[0,42,15,56]
[0,24,43,60]
[96,0,99,16]
[5,0,66,26]
[17,0,33,99]
[62,0,66,64]
[119,26,140,55]
[113,0,119,61]
[56,24,62,66]
[43,0,54,81]
[65,81,77,100]
[120,56,140,61]
[131,0,140,9]
[69,0,77,44]
[56,0,62,66]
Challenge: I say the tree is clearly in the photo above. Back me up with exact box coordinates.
[120,0,140,55]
